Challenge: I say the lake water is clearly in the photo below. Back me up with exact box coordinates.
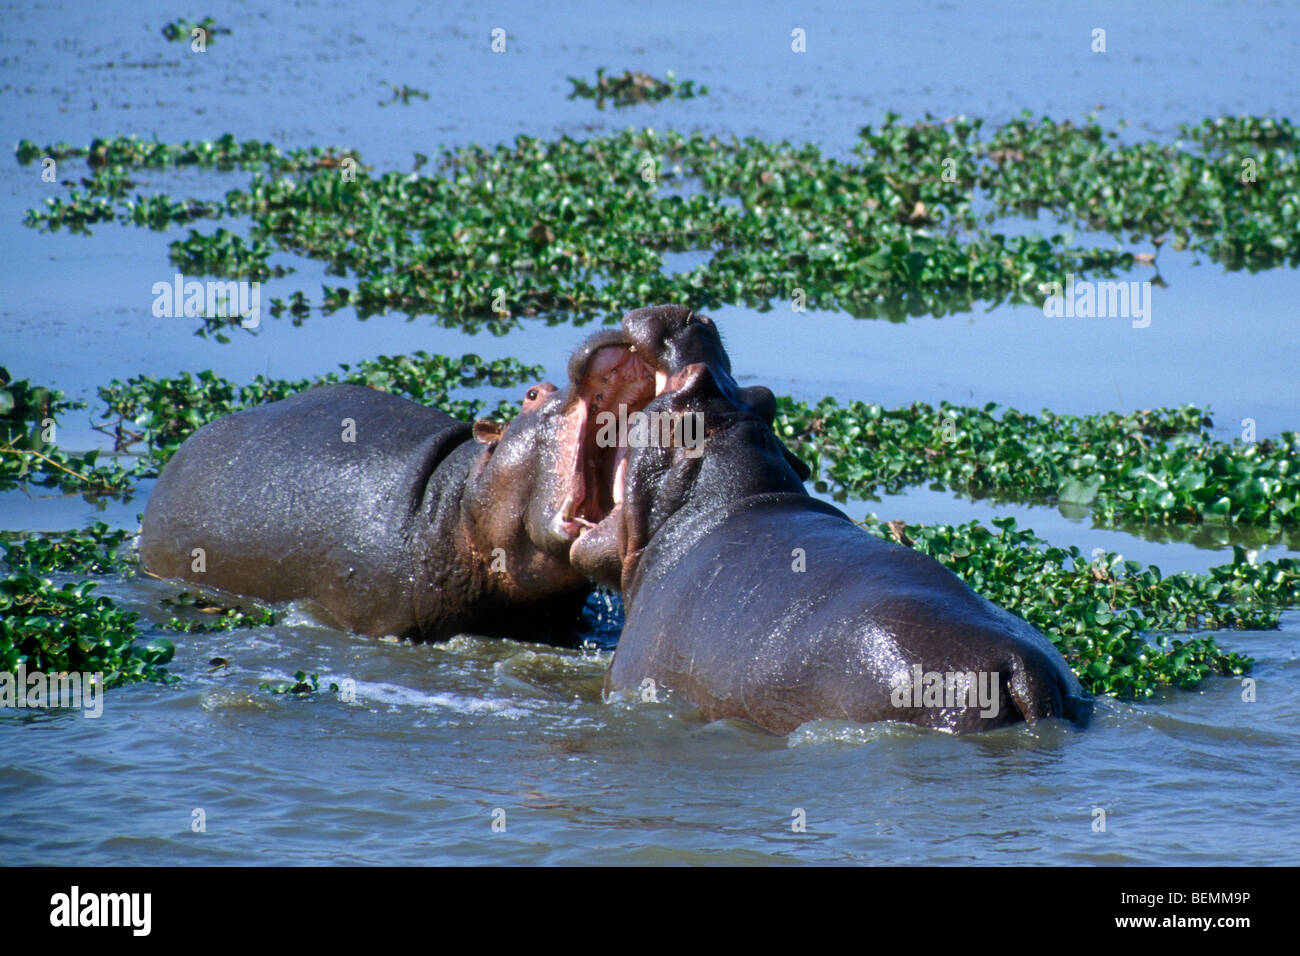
[1,0,1298,865]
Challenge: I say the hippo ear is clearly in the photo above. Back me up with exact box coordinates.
[781,445,812,482]
[472,420,506,445]
[738,385,777,426]
[739,385,811,482]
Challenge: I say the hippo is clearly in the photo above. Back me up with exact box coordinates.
[562,305,1093,733]
[139,381,605,644]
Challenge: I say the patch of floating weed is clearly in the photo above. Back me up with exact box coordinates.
[976,113,1300,270]
[159,591,280,633]
[0,367,135,495]
[1,523,131,575]
[779,397,1299,529]
[378,82,429,107]
[169,227,292,280]
[259,671,339,696]
[567,68,707,108]
[17,114,1295,330]
[160,17,230,44]
[0,575,175,688]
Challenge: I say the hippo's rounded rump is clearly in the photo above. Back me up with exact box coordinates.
[140,384,473,637]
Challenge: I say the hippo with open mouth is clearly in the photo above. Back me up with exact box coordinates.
[561,304,1093,734]
[140,380,604,644]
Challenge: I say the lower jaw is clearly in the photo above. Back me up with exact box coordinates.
[552,503,617,546]
[568,504,624,582]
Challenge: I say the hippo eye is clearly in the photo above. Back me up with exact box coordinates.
[526,388,539,402]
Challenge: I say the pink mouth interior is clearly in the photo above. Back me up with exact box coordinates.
[556,345,661,541]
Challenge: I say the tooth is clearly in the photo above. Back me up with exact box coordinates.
[613,449,628,506]
[655,370,668,395]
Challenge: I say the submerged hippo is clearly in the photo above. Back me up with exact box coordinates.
[140,381,607,644]
[561,305,1093,733]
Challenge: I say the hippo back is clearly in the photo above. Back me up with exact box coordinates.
[139,384,470,636]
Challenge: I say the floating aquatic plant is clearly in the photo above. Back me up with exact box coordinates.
[0,575,175,688]
[0,367,134,495]
[777,396,1300,529]
[169,227,292,280]
[567,68,707,109]
[378,82,430,107]
[18,115,1295,330]
[1,523,131,575]
[259,671,338,696]
[15,133,359,175]
[159,591,280,633]
[160,17,230,44]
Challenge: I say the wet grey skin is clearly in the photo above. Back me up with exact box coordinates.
[566,304,1094,734]
[140,380,605,644]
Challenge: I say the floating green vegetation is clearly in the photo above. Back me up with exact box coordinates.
[379,82,430,107]
[30,192,221,234]
[169,227,292,280]
[17,114,1296,331]
[159,591,280,632]
[96,352,540,467]
[259,671,339,696]
[567,68,707,109]
[60,168,139,200]
[15,132,359,182]
[778,397,1300,529]
[982,114,1300,270]
[0,525,274,690]
[0,575,175,688]
[866,515,1297,698]
[1,523,131,575]
[160,17,230,44]
[0,367,134,495]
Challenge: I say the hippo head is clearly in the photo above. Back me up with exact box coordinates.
[457,321,712,599]
[460,380,592,601]
[561,305,811,591]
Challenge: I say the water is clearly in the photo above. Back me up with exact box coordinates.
[2,0,1298,865]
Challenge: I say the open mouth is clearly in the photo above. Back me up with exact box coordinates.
[553,341,665,545]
